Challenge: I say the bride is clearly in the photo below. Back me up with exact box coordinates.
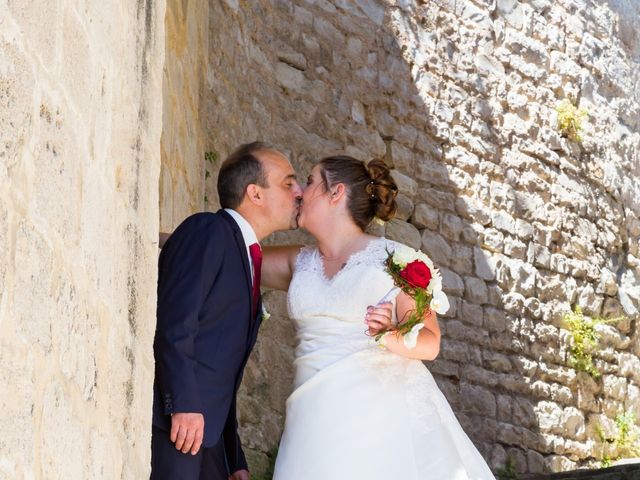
[262,155,495,479]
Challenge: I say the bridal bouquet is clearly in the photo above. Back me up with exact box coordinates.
[377,246,449,349]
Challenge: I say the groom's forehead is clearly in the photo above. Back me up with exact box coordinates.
[259,150,297,176]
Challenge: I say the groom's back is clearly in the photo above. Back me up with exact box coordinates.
[153,210,256,447]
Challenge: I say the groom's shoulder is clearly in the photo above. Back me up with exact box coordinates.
[176,211,226,232]
[178,211,222,228]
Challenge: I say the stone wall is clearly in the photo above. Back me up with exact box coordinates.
[161,0,210,231]
[178,0,640,477]
[0,1,165,478]
[4,0,637,476]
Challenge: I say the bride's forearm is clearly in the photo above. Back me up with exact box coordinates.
[384,297,441,360]
[382,327,440,361]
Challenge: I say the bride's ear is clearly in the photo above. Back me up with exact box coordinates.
[329,183,346,204]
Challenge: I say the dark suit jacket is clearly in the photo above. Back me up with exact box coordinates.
[152,210,262,473]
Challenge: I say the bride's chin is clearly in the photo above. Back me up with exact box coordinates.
[297,214,312,232]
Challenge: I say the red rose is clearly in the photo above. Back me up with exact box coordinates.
[399,260,432,289]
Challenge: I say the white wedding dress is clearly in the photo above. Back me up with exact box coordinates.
[273,237,495,480]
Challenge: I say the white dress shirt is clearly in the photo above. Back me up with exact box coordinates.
[224,208,259,279]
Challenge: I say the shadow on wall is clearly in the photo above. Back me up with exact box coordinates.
[161,0,640,477]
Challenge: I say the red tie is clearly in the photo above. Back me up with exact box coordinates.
[249,243,262,314]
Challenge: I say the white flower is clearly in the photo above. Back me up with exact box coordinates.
[391,246,436,273]
[402,323,424,349]
[426,269,442,294]
[416,251,435,270]
[430,289,450,314]
[391,245,417,268]
[261,305,271,322]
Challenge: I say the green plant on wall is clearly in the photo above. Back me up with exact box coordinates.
[596,411,640,467]
[205,150,219,164]
[204,151,219,204]
[564,307,603,377]
[496,457,521,480]
[555,99,589,142]
[563,307,624,378]
[252,447,278,480]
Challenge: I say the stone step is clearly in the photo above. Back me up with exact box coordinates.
[522,462,640,480]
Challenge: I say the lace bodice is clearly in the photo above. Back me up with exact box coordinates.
[287,236,404,323]
[286,237,405,387]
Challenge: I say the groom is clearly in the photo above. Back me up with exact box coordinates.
[151,142,302,479]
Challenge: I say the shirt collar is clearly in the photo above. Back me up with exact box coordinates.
[224,208,258,248]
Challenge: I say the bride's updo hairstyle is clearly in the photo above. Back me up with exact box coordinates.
[319,155,398,230]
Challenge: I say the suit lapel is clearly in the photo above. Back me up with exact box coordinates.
[250,296,262,337]
[219,210,261,350]
[219,210,253,306]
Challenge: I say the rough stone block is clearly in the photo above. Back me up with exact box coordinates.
[275,61,306,92]
[385,219,421,249]
[411,203,439,230]
[440,267,465,297]
[415,158,450,187]
[421,229,452,267]
[394,193,414,221]
[485,306,508,332]
[440,213,463,241]
[390,169,418,197]
[465,276,489,305]
[451,244,474,276]
[460,383,497,417]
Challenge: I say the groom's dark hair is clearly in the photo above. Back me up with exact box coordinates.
[218,141,272,208]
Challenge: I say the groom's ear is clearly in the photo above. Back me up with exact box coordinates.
[246,184,263,205]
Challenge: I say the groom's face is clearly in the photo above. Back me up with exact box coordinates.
[258,151,302,231]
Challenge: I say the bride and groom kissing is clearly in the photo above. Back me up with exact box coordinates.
[151,142,496,479]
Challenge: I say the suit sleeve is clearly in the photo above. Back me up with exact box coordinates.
[155,216,223,414]
[222,396,248,472]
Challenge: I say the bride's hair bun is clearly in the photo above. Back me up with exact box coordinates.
[319,155,398,230]
[365,159,398,222]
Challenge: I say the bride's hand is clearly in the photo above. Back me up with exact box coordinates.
[364,302,393,336]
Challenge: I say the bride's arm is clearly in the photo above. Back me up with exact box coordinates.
[161,232,302,291]
[366,292,441,361]
[159,232,171,248]
[262,246,302,291]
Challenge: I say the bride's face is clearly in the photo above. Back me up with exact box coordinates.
[298,165,332,232]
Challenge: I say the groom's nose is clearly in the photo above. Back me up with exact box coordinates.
[292,181,303,198]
